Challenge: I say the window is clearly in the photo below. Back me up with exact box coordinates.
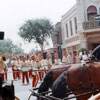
[99,7,100,14]
[87,5,97,21]
[74,17,77,34]
[70,20,73,36]
[66,24,68,37]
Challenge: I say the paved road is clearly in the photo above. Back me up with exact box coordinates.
[6,68,76,100]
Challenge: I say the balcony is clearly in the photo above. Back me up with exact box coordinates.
[83,20,100,30]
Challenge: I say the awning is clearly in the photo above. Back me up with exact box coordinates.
[87,6,97,14]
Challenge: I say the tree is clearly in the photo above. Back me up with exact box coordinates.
[0,39,13,56]
[12,45,24,55]
[30,48,36,53]
[0,39,24,56]
[18,18,53,51]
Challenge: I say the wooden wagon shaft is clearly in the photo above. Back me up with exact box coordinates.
[63,89,100,100]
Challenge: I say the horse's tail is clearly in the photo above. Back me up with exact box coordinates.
[38,70,53,94]
[52,71,69,99]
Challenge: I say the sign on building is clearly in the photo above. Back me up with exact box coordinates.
[94,15,100,20]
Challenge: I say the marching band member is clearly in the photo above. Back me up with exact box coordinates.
[35,57,42,81]
[40,56,46,76]
[28,53,36,78]
[27,55,32,78]
[16,55,21,79]
[54,53,61,65]
[46,53,52,70]
[62,48,68,64]
[38,51,44,80]
[31,55,38,87]
[0,57,6,82]
[0,54,9,82]
[38,51,42,61]
[21,55,29,84]
[4,64,8,81]
[11,55,17,80]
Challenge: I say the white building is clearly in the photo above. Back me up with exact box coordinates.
[61,0,100,55]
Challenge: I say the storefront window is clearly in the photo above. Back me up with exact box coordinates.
[74,17,77,34]
[70,20,73,36]
[66,24,68,37]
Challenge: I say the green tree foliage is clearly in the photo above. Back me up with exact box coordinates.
[79,48,87,52]
[30,48,36,53]
[18,18,53,51]
[12,45,24,55]
[0,39,24,56]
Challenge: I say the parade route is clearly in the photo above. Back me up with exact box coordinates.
[6,68,39,100]
[5,67,76,100]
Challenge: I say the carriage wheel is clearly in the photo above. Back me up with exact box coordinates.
[15,96,20,100]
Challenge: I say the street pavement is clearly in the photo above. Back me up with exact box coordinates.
[6,68,76,100]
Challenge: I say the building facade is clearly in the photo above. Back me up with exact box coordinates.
[61,0,100,55]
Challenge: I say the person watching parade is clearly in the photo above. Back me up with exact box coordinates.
[80,50,88,61]
[72,52,76,63]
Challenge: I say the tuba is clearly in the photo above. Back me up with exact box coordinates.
[1,54,9,64]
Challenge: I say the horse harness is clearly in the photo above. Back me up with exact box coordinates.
[67,61,97,94]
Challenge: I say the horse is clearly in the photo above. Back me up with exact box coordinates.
[37,65,70,99]
[52,45,100,100]
[52,62,100,100]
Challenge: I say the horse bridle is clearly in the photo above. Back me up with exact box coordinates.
[66,63,96,94]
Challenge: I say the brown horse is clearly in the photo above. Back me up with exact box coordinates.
[37,65,70,99]
[52,62,100,100]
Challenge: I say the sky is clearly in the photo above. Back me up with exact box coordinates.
[0,0,76,53]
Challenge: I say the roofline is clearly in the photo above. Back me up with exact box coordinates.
[61,4,77,20]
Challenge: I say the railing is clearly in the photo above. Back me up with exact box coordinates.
[83,20,100,30]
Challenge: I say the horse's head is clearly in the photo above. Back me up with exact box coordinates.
[52,71,69,99]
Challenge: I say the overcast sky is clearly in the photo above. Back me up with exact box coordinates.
[0,0,76,53]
